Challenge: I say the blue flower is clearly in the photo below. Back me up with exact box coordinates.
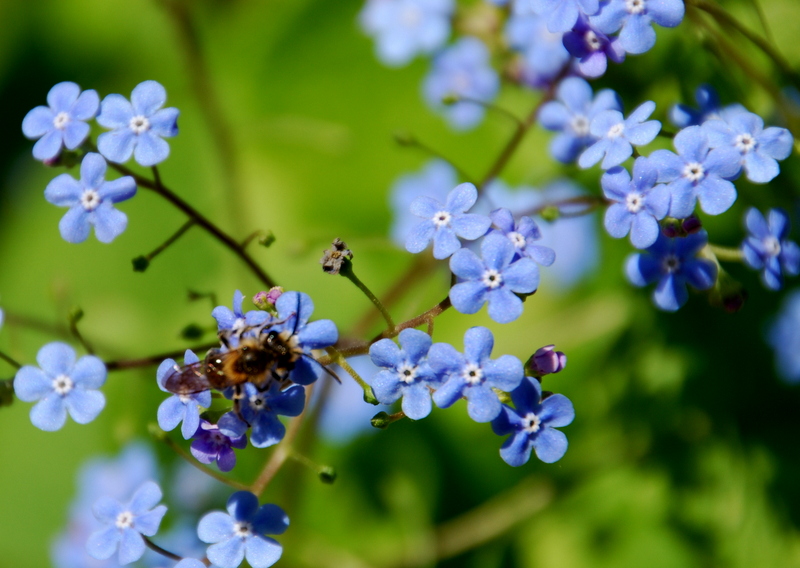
[601,157,670,249]
[450,233,541,323]
[156,350,212,440]
[668,84,746,129]
[626,231,717,311]
[742,208,800,291]
[198,491,288,568]
[218,382,306,448]
[489,207,556,266]
[429,326,524,422]
[579,100,661,169]
[648,125,741,218]
[14,342,106,431]
[359,0,454,67]
[767,289,800,383]
[22,82,99,161]
[702,111,794,184]
[369,329,442,420]
[505,13,570,88]
[423,37,500,130]
[389,160,457,247]
[590,0,685,54]
[191,419,248,472]
[97,80,179,166]
[562,15,626,78]
[44,152,137,243]
[532,0,600,33]
[539,78,623,163]
[406,182,492,259]
[86,481,168,565]
[212,290,271,333]
[491,376,575,465]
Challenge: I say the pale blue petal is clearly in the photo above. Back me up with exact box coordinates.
[30,393,67,431]
[532,428,569,463]
[65,389,105,424]
[13,366,52,402]
[466,385,501,422]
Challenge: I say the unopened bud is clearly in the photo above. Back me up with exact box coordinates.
[539,206,560,222]
[320,238,353,275]
[181,323,205,340]
[441,93,460,105]
[525,344,566,377]
[319,466,337,484]
[393,131,417,146]
[661,219,681,239]
[371,411,391,429]
[132,255,149,272]
[682,214,702,234]
[258,232,276,247]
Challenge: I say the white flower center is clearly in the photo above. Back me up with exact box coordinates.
[80,189,102,211]
[402,6,421,26]
[129,115,151,134]
[735,133,756,153]
[53,111,71,130]
[662,254,681,273]
[508,231,526,249]
[682,162,705,182]
[481,268,503,289]
[625,192,644,213]
[115,511,134,529]
[571,115,590,136]
[233,521,253,539]
[52,374,74,395]
[178,394,192,404]
[625,0,646,14]
[396,362,418,384]
[607,122,625,139]
[522,412,542,434]
[433,210,452,228]
[764,236,781,256]
[462,363,484,385]
[585,30,602,51]
[249,394,266,409]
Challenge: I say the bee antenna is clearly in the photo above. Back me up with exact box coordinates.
[301,353,341,383]
[290,292,302,337]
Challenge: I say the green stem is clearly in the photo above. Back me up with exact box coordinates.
[69,310,95,355]
[0,350,21,369]
[139,219,195,267]
[447,95,523,127]
[340,260,395,331]
[707,244,744,263]
[326,346,378,404]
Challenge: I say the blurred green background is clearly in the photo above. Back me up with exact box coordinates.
[1,0,800,566]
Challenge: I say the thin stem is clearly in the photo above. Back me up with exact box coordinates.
[69,312,95,355]
[0,350,21,369]
[143,537,184,562]
[395,133,477,185]
[707,243,744,263]
[371,296,451,344]
[524,195,609,219]
[325,346,377,403]
[160,434,249,491]
[340,260,395,331]
[140,219,195,265]
[447,95,523,127]
[746,0,773,43]
[105,341,218,371]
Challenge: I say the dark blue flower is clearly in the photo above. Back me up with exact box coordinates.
[198,491,288,568]
[14,342,106,431]
[626,231,717,311]
[406,182,492,259]
[562,15,626,78]
[668,84,747,129]
[212,290,271,333]
[590,0,685,54]
[539,77,623,164]
[86,481,168,565]
[532,0,600,33]
[491,376,574,465]
[190,420,248,472]
[369,329,442,420]
[423,37,500,130]
[648,125,741,218]
[505,12,571,87]
[450,233,541,323]
[359,0,454,67]
[390,160,457,246]
[156,350,212,440]
[767,289,800,383]
[22,82,99,161]
[489,207,555,266]
[429,326,524,422]
[601,157,670,249]
[97,80,179,166]
[579,100,661,169]
[218,382,306,448]
[742,208,800,291]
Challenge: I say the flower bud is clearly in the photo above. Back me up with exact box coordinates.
[682,214,702,234]
[525,345,567,377]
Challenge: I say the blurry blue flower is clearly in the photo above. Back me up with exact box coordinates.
[648,125,741,218]
[423,37,499,130]
[579,100,661,169]
[590,0,684,54]
[359,0,454,67]
[532,0,600,32]
[669,84,746,129]
[157,350,212,440]
[702,111,794,184]
[491,376,574,465]
[539,77,623,163]
[198,491,288,568]
[218,382,305,448]
[406,182,492,259]
[44,153,137,243]
[369,329,442,419]
[450,233,540,323]
[601,157,670,249]
[742,208,800,291]
[191,420,248,472]
[489,207,556,265]
[767,289,800,383]
[86,481,168,565]
[22,82,99,161]
[505,13,570,87]
[626,231,717,311]
[212,290,271,333]
[562,15,625,78]
[390,160,458,246]
[14,342,106,431]
[97,80,179,166]
[429,326,524,422]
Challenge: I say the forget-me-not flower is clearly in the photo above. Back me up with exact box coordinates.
[505,13,571,87]
[533,0,600,33]
[406,182,492,259]
[218,382,306,448]
[590,0,685,54]
[429,326,524,422]
[86,481,168,565]
[492,376,574,465]
[579,100,661,169]
[191,420,248,472]
[97,80,179,166]
[156,350,212,440]
[14,342,106,431]
[742,208,800,291]
[767,289,800,383]
[489,207,556,266]
[212,289,271,333]
[390,160,457,246]
[22,82,99,161]
[562,15,626,78]
[198,491,288,568]
[369,329,442,420]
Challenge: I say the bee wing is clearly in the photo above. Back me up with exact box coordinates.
[163,360,212,395]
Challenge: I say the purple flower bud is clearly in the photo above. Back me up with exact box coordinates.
[266,286,284,305]
[525,345,567,377]
[661,222,680,239]
[682,215,702,234]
